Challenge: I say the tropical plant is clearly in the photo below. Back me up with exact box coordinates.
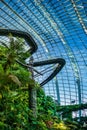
[0,36,84,130]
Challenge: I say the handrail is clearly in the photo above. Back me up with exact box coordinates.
[33,58,66,86]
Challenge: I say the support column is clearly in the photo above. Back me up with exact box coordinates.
[55,76,60,105]
[76,79,81,121]
[28,56,37,121]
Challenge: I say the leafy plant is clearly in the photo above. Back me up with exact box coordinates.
[0,36,84,130]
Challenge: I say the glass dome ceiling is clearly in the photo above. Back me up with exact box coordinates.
[0,0,87,109]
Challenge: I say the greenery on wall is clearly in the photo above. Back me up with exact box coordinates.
[0,37,87,130]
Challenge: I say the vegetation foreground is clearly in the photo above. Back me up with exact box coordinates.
[0,37,86,130]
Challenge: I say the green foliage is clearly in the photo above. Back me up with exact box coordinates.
[37,88,56,116]
[0,37,31,129]
[0,37,84,130]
